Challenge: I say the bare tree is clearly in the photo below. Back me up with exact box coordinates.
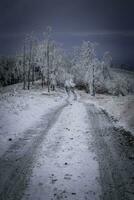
[31,38,38,85]
[102,51,112,80]
[23,40,26,90]
[26,33,36,90]
[90,64,95,96]
[46,41,50,92]
[72,41,97,95]
[44,26,53,92]
[27,39,32,90]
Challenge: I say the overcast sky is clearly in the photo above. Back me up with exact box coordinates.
[0,0,134,65]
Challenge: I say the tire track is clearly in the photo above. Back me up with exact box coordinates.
[0,100,68,200]
[85,103,134,200]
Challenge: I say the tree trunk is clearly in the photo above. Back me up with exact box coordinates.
[47,42,50,93]
[32,64,35,85]
[90,65,95,96]
[27,65,31,90]
[27,42,32,90]
[41,73,44,88]
[23,42,26,90]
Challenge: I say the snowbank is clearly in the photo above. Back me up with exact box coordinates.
[0,83,66,156]
[80,91,134,135]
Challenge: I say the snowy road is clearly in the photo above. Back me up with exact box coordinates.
[22,99,101,200]
[0,94,134,200]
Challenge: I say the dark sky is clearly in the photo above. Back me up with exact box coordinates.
[0,0,134,65]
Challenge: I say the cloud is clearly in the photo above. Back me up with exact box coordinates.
[0,33,25,39]
[1,30,134,41]
[55,30,134,37]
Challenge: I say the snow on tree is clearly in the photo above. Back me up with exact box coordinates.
[102,51,112,80]
[72,41,98,95]
[1,26,133,97]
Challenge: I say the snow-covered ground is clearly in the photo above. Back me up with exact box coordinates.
[80,91,134,135]
[0,82,66,157]
[22,101,101,200]
[0,84,133,200]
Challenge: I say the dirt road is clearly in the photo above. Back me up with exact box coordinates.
[0,94,134,200]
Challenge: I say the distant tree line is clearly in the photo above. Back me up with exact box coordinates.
[0,56,22,86]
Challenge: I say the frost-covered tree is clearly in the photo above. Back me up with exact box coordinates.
[72,41,98,95]
[102,51,112,80]
[2,26,133,96]
[22,39,26,89]
[27,33,36,90]
[43,26,53,92]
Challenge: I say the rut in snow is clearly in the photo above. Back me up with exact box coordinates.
[22,100,101,200]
